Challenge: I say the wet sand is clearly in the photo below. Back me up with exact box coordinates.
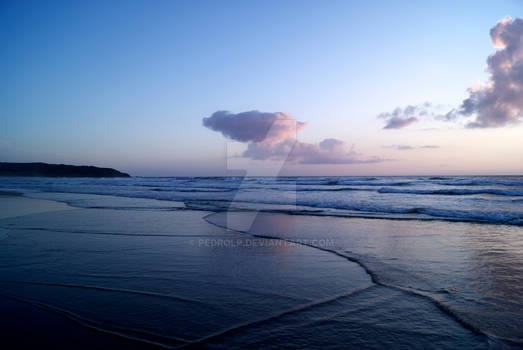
[0,194,370,348]
[0,194,152,349]
[0,297,153,349]
[0,193,489,348]
[0,192,73,220]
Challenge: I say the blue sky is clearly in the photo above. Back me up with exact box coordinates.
[1,0,522,175]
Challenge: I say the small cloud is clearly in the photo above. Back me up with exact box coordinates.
[382,144,415,150]
[378,103,440,129]
[383,116,419,129]
[382,144,440,150]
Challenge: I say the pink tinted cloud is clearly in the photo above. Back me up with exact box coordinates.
[460,17,523,128]
[377,17,523,129]
[243,138,384,164]
[204,110,387,165]
[203,110,307,143]
[380,17,523,129]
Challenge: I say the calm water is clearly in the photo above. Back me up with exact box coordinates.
[0,176,522,348]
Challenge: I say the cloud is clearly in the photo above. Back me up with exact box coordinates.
[382,144,440,150]
[378,103,435,129]
[204,110,387,164]
[203,110,307,143]
[383,116,418,129]
[458,17,523,128]
[244,138,384,164]
[382,144,415,150]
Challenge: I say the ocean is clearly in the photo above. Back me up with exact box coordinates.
[2,176,522,225]
[0,176,522,348]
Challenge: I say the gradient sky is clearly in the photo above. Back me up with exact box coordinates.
[1,0,522,176]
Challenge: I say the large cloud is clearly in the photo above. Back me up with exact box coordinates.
[203,110,307,143]
[378,17,523,129]
[379,17,523,129]
[459,17,523,128]
[204,110,386,164]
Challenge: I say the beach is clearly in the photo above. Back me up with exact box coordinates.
[3,2,523,348]
[0,177,521,348]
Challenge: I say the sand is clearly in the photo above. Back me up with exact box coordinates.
[0,192,73,220]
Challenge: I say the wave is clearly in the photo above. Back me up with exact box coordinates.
[378,187,523,196]
[435,179,523,187]
[150,188,234,193]
[250,177,378,186]
[21,186,520,226]
[269,187,372,192]
[298,207,522,225]
[185,198,523,226]
[6,176,523,226]
[335,181,411,186]
[284,199,523,224]
[0,189,23,196]
[409,208,522,225]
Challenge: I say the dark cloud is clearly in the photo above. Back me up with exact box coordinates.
[203,110,307,143]
[383,116,419,129]
[458,17,523,128]
[378,103,435,129]
[204,110,387,165]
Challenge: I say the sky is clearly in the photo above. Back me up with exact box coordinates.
[1,0,522,176]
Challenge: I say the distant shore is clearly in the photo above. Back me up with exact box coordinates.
[0,162,130,178]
